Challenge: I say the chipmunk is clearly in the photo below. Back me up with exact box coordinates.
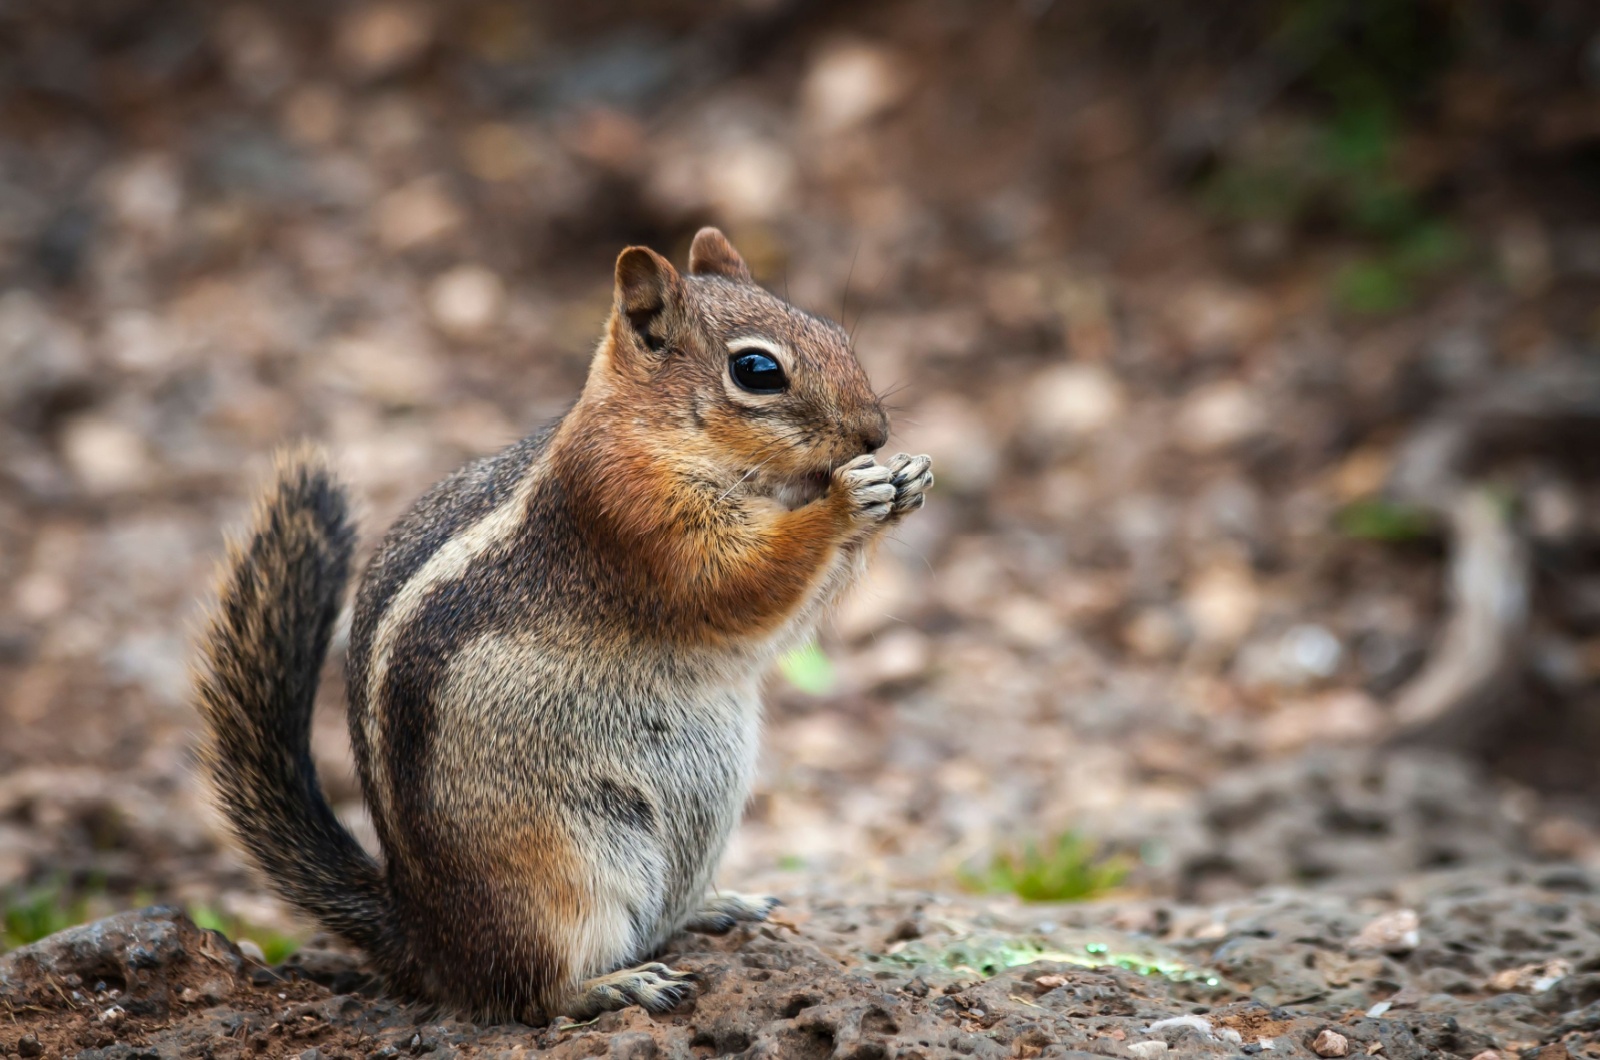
[194,228,933,1023]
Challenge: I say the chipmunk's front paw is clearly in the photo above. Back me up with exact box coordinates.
[684,892,780,934]
[568,963,696,1018]
[833,454,896,529]
[885,453,934,518]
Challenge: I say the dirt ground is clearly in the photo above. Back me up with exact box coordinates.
[1,0,1600,1054]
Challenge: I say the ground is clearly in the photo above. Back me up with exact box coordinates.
[2,1,1600,1056]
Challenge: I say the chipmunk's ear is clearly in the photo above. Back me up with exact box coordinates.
[613,246,681,357]
[687,227,753,283]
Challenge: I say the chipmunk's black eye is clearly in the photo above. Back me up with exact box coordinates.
[729,350,787,394]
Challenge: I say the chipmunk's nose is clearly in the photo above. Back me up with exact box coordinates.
[854,408,890,453]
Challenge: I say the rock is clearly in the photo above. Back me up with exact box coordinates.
[0,290,90,424]
[1259,691,1386,754]
[1183,559,1260,649]
[1486,959,1570,994]
[375,176,463,250]
[1128,1041,1169,1058]
[327,331,445,407]
[1310,1028,1349,1056]
[1168,284,1272,355]
[336,2,434,79]
[801,39,912,133]
[280,84,345,146]
[214,6,293,99]
[460,122,538,183]
[849,627,931,689]
[1123,606,1190,661]
[104,153,183,237]
[59,414,152,495]
[1176,381,1266,453]
[427,265,505,338]
[704,137,796,222]
[1024,363,1126,442]
[16,1034,41,1057]
[0,907,242,1015]
[1350,910,1420,955]
[1236,625,1344,691]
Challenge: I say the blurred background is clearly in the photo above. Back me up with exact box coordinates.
[1,0,1599,949]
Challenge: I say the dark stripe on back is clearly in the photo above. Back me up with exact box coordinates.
[345,428,552,779]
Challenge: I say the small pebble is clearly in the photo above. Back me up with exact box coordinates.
[17,1034,42,1058]
[1033,974,1068,994]
[1350,909,1420,955]
[98,1003,126,1024]
[1313,1029,1350,1058]
[237,938,267,963]
[428,265,505,338]
[1127,1042,1169,1059]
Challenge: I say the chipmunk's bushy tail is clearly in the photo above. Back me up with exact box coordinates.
[195,447,393,957]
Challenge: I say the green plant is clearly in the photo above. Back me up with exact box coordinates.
[778,640,836,696]
[960,833,1129,903]
[2,878,92,951]
[188,905,302,964]
[1200,0,1472,313]
[1335,498,1436,541]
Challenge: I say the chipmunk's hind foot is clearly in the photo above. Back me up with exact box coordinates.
[683,892,780,934]
[566,963,695,1019]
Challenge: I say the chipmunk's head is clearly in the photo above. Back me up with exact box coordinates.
[592,227,888,507]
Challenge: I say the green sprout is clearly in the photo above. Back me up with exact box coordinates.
[960,833,1129,903]
[778,640,836,696]
[2,878,92,951]
[188,905,302,965]
[1336,498,1436,541]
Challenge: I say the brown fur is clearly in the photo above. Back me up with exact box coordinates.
[193,229,933,1022]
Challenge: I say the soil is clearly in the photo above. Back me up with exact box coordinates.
[7,865,1600,1059]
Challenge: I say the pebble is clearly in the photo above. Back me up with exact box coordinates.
[280,84,345,146]
[1183,559,1260,648]
[852,627,931,689]
[1169,284,1271,354]
[1486,959,1570,994]
[1313,1029,1349,1058]
[106,153,184,236]
[704,137,796,221]
[1033,974,1068,993]
[1176,381,1266,453]
[1025,363,1126,441]
[428,265,505,338]
[1146,1016,1213,1037]
[17,1034,41,1058]
[461,122,539,183]
[1127,1042,1169,1059]
[237,938,267,963]
[328,332,445,407]
[801,39,911,133]
[375,176,463,250]
[337,1,434,79]
[1350,909,1420,955]
[1259,691,1386,753]
[60,414,152,494]
[1123,607,1188,661]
